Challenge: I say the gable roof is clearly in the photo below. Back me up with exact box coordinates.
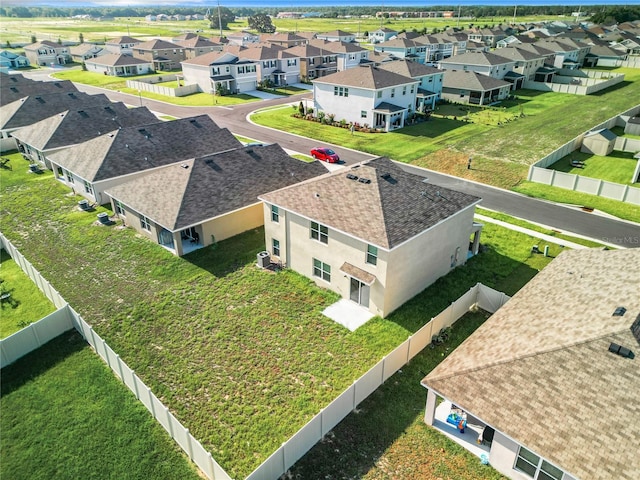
[260,157,480,250]
[492,46,544,61]
[318,30,354,38]
[105,144,327,231]
[439,51,515,66]
[0,72,34,85]
[181,50,240,67]
[423,248,640,480]
[443,70,511,91]
[23,40,62,51]
[378,59,443,78]
[134,39,180,51]
[310,39,367,54]
[1,80,77,105]
[47,115,241,182]
[106,36,142,45]
[11,103,157,151]
[313,65,417,90]
[85,53,151,67]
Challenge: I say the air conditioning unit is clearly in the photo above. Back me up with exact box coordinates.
[78,199,89,210]
[97,212,110,224]
[257,251,271,268]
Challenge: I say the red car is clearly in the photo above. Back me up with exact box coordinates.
[310,147,340,163]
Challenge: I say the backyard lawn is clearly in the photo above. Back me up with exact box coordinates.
[550,150,639,186]
[1,149,562,478]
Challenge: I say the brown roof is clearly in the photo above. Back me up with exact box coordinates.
[313,64,417,90]
[85,53,151,67]
[106,36,142,45]
[378,59,443,78]
[260,157,479,250]
[423,248,640,480]
[134,39,181,51]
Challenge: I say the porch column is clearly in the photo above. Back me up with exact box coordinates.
[424,389,437,425]
[173,232,184,257]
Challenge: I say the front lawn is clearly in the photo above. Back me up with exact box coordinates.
[1,149,561,478]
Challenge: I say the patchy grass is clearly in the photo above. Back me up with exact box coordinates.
[0,330,202,480]
[550,150,639,186]
[0,249,57,338]
[1,148,562,477]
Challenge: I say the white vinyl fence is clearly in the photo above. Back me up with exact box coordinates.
[127,77,199,97]
[245,283,510,480]
[1,232,510,480]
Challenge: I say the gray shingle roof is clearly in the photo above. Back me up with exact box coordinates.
[440,51,515,66]
[134,39,181,51]
[86,53,151,67]
[493,46,544,61]
[378,59,444,78]
[47,115,241,182]
[0,73,35,85]
[312,65,417,90]
[423,248,640,480]
[0,91,111,130]
[105,144,327,231]
[443,70,511,91]
[1,80,78,106]
[260,157,480,250]
[11,103,157,151]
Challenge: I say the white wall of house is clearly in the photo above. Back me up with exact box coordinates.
[418,73,444,95]
[336,51,369,71]
[439,60,516,79]
[85,62,152,76]
[181,63,215,92]
[513,58,545,80]
[231,63,258,92]
[0,130,18,152]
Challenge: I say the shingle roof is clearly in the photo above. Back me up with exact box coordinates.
[11,103,157,151]
[181,50,237,66]
[0,72,34,85]
[134,39,181,51]
[1,80,77,106]
[105,144,327,231]
[23,40,60,50]
[47,115,241,182]
[423,248,640,480]
[85,53,151,67]
[318,30,354,38]
[443,70,511,91]
[439,51,515,66]
[174,36,221,49]
[311,40,367,54]
[378,59,443,78]
[312,65,417,90]
[260,157,480,249]
[376,38,422,49]
[106,36,142,45]
[493,46,544,61]
[0,91,111,130]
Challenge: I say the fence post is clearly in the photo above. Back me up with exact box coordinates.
[207,452,216,480]
[132,370,140,399]
[185,428,193,459]
[29,323,41,348]
[165,406,174,437]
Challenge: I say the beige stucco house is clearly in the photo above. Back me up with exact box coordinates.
[422,248,640,480]
[259,157,482,318]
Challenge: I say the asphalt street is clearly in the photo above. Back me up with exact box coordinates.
[26,70,640,248]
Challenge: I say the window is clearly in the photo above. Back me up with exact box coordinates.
[140,215,151,231]
[84,180,93,195]
[366,245,378,265]
[271,205,279,223]
[66,171,74,183]
[515,447,563,480]
[402,86,406,95]
[361,110,367,118]
[391,88,395,98]
[410,85,414,93]
[334,86,348,97]
[272,238,280,257]
[287,59,297,66]
[377,91,382,98]
[56,166,63,178]
[115,201,125,216]
[310,221,328,244]
[313,258,331,282]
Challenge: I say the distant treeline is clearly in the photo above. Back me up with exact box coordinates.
[1,5,638,24]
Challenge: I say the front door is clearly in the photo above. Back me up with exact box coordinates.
[349,278,370,307]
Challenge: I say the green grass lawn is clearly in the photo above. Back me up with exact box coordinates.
[1,149,560,478]
[0,330,202,480]
[550,150,639,186]
[0,249,57,338]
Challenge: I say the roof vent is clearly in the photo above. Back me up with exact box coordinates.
[67,92,76,98]
[314,192,320,198]
[608,343,635,359]
[35,96,44,103]
[10,86,17,92]
[346,173,358,180]
[78,110,88,117]
[613,307,626,316]
[181,164,189,169]
[381,173,391,180]
[358,177,371,184]
[631,314,640,346]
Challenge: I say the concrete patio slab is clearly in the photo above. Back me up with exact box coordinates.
[322,298,374,331]
[433,400,490,459]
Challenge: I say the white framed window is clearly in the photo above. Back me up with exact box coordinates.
[333,86,349,97]
[272,238,280,257]
[84,180,93,195]
[66,171,74,183]
[310,221,328,244]
[366,244,378,265]
[402,86,406,95]
[377,91,382,98]
[271,205,279,223]
[515,447,564,480]
[115,201,125,216]
[391,88,395,97]
[361,110,367,118]
[312,258,330,282]
[140,215,151,231]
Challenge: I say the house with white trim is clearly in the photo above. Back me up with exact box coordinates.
[104,36,143,56]
[180,51,258,94]
[316,30,356,43]
[378,59,444,112]
[23,40,71,66]
[85,54,153,76]
[438,51,517,81]
[368,27,398,44]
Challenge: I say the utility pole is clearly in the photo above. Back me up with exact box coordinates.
[457,5,461,27]
[512,5,517,24]
[217,0,223,39]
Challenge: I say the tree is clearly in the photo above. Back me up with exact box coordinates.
[248,14,275,34]
[78,32,84,44]
[30,34,36,44]
[207,6,234,31]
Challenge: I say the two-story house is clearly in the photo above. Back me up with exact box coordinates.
[23,40,71,66]
[259,157,482,317]
[236,45,300,86]
[467,27,507,48]
[378,59,444,112]
[368,27,398,44]
[173,33,223,59]
[316,30,356,43]
[226,31,260,47]
[104,36,142,56]
[132,39,186,71]
[491,46,546,86]
[69,43,106,63]
[373,38,427,63]
[285,44,337,81]
[180,51,258,94]
[438,51,517,80]
[310,39,371,71]
[312,64,419,132]
[262,32,308,48]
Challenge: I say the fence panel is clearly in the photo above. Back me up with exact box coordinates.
[529,166,554,184]
[624,185,640,205]
[382,340,410,382]
[408,321,434,360]
[105,343,120,377]
[284,415,322,472]
[321,384,355,436]
[354,360,384,406]
[32,306,74,343]
[599,181,627,201]
[553,171,577,190]
[477,284,510,313]
[1,325,39,367]
[452,287,476,320]
[574,175,602,195]
[246,446,285,480]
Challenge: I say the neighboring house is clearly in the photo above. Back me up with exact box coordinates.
[624,116,640,136]
[105,144,327,256]
[441,70,512,105]
[580,128,617,156]
[47,115,242,206]
[285,43,337,81]
[373,38,428,63]
[69,43,105,62]
[584,43,628,67]
[378,59,444,111]
[316,30,356,43]
[1,79,77,105]
[262,32,307,48]
[489,46,546,84]
[0,50,30,69]
[234,45,300,86]
[259,157,482,317]
[132,39,186,71]
[104,36,143,56]
[422,248,640,480]
[0,91,111,152]
[173,35,223,59]
[467,28,507,48]
[310,39,372,71]
[496,35,521,48]
[535,40,585,69]
[368,27,398,44]
[23,40,71,66]
[85,54,153,76]
[12,103,157,168]
[438,51,517,81]
[226,31,260,46]
[433,32,468,59]
[181,50,258,94]
[312,64,419,132]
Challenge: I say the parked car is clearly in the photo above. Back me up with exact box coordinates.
[310,147,340,163]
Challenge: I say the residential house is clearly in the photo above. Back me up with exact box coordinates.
[496,35,521,48]
[378,59,444,111]
[47,115,242,206]
[259,157,482,317]
[441,70,512,105]
[412,34,455,62]
[316,30,356,43]
[262,32,308,48]
[312,65,419,132]
[438,51,517,81]
[173,34,223,59]
[309,39,372,71]
[69,43,105,63]
[422,248,640,480]
[433,32,468,58]
[285,44,337,81]
[584,42,628,67]
[85,54,153,76]
[489,46,546,85]
[368,27,398,44]
[551,37,592,66]
[104,36,143,56]
[226,31,260,47]
[1,91,111,152]
[467,28,506,48]
[1,79,77,106]
[0,50,30,70]
[180,51,258,94]
[535,40,586,69]
[105,144,327,256]
[12,103,157,168]
[132,39,186,71]
[511,42,558,81]
[235,45,300,86]
[23,40,71,66]
[373,38,428,63]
